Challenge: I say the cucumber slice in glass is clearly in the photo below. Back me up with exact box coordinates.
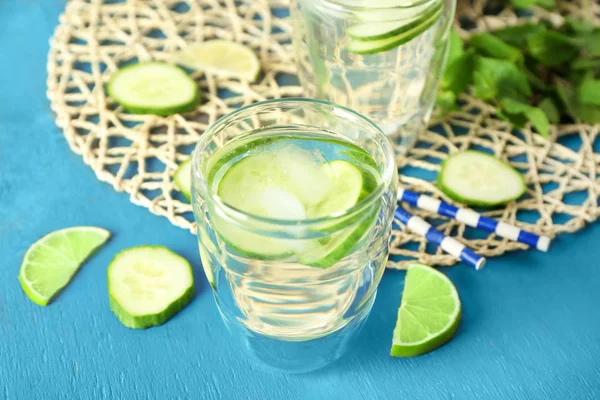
[348,0,442,40]
[331,0,421,7]
[217,144,332,213]
[107,62,200,116]
[300,206,378,268]
[437,150,526,207]
[215,145,326,259]
[174,158,192,202]
[302,160,379,268]
[347,7,442,55]
[310,160,363,218]
[211,189,307,260]
[108,246,194,329]
[354,0,441,22]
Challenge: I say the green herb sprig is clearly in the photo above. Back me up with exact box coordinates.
[437,17,600,137]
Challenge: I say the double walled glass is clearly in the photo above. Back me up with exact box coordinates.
[291,0,456,152]
[192,99,396,372]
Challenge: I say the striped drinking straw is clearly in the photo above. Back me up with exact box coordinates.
[394,207,487,270]
[397,188,551,252]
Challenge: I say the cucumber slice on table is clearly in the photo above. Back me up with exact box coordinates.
[437,150,526,207]
[174,158,192,201]
[107,62,200,116]
[348,0,442,40]
[108,246,194,329]
[347,7,442,54]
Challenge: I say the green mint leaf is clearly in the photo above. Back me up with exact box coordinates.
[556,81,600,124]
[572,57,600,70]
[577,76,600,106]
[500,98,550,137]
[524,108,550,137]
[473,70,497,100]
[575,106,600,123]
[436,90,458,116]
[447,29,464,65]
[496,109,528,128]
[527,30,581,66]
[493,23,547,49]
[510,0,555,10]
[581,31,600,57]
[473,56,531,102]
[523,66,550,91]
[556,81,578,117]
[563,16,595,34]
[441,50,475,94]
[470,33,522,63]
[538,97,560,124]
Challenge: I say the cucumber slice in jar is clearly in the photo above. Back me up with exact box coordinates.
[437,150,526,207]
[108,246,194,329]
[107,62,200,116]
[347,0,443,40]
[347,7,442,55]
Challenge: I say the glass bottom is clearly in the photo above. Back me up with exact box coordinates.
[216,292,377,373]
[379,105,434,155]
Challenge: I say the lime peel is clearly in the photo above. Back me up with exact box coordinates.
[391,263,461,357]
[172,40,261,82]
[19,227,111,306]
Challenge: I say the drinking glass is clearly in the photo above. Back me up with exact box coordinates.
[191,98,396,372]
[291,0,456,152]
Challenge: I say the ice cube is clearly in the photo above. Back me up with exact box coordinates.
[247,187,307,220]
[274,144,333,207]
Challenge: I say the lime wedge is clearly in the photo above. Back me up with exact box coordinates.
[391,263,461,357]
[174,158,192,201]
[172,40,261,82]
[19,227,111,306]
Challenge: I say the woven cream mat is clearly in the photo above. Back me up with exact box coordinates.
[47,0,600,268]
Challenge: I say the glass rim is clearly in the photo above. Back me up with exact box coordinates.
[192,97,396,229]
[322,0,435,11]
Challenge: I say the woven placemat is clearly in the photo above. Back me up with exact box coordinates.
[47,0,600,269]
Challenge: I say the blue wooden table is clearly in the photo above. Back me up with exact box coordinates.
[1,2,599,399]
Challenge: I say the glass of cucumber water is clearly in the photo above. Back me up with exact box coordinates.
[191,98,396,372]
[291,0,455,152]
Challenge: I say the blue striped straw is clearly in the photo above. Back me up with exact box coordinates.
[394,207,486,270]
[397,188,551,252]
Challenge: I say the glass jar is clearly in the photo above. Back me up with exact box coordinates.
[291,0,456,152]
